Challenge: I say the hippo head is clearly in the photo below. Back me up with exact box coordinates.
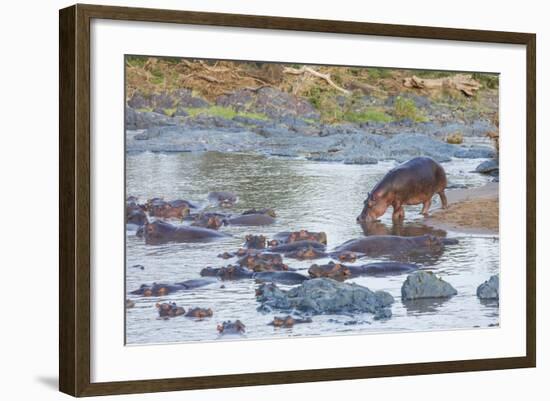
[144,220,174,242]
[308,262,349,280]
[419,234,444,250]
[357,191,389,223]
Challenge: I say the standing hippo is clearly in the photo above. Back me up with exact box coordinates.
[357,157,448,223]
[143,220,228,244]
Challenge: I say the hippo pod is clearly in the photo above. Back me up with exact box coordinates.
[308,261,419,280]
[143,220,228,244]
[130,278,217,297]
[208,191,238,208]
[272,230,327,245]
[225,213,276,226]
[357,157,448,223]
[334,234,446,257]
[268,240,326,253]
[217,320,245,335]
[268,315,312,328]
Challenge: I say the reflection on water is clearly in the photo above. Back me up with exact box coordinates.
[126,152,499,345]
[360,221,448,238]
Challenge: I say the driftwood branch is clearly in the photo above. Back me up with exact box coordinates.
[283,66,351,95]
[403,74,481,97]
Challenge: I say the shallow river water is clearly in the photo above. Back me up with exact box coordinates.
[125,151,499,345]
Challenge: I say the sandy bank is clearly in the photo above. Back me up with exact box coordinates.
[426,183,499,235]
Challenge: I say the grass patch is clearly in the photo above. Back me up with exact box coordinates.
[163,107,177,116]
[184,106,269,121]
[343,109,393,123]
[393,96,428,122]
[366,68,393,80]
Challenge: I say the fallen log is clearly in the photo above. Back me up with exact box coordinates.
[402,74,481,97]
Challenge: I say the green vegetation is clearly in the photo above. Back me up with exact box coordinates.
[343,109,393,123]
[366,68,393,80]
[183,106,269,121]
[472,72,499,89]
[392,97,428,122]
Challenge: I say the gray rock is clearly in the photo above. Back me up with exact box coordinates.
[477,274,499,300]
[256,278,394,316]
[173,89,210,108]
[125,107,179,130]
[476,159,499,174]
[401,271,457,300]
[216,87,319,120]
[381,133,455,162]
[343,155,378,165]
[454,146,496,159]
[173,107,189,117]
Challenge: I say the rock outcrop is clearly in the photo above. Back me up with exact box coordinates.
[256,278,394,319]
[401,271,457,300]
[476,274,499,300]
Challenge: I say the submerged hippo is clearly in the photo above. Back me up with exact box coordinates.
[308,261,419,280]
[126,197,147,227]
[253,271,309,285]
[244,234,267,249]
[185,307,213,318]
[237,253,287,271]
[156,302,185,318]
[268,315,312,328]
[357,157,448,223]
[272,230,327,245]
[334,234,445,257]
[147,198,194,219]
[200,265,307,284]
[284,246,328,260]
[208,191,238,208]
[225,213,276,226]
[217,320,246,335]
[268,240,326,253]
[242,208,276,218]
[201,265,254,280]
[143,220,228,244]
[130,278,217,296]
[191,213,226,230]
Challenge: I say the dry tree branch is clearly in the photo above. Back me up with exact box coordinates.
[283,66,351,95]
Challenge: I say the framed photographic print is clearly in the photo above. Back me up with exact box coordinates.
[59,4,536,397]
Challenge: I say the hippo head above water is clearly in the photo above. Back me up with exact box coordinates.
[357,191,390,223]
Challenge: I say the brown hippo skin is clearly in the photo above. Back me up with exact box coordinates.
[334,234,445,257]
[143,220,228,244]
[147,199,194,219]
[225,213,276,226]
[357,157,448,223]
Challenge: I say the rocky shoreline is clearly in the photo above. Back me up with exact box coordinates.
[125,86,498,168]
